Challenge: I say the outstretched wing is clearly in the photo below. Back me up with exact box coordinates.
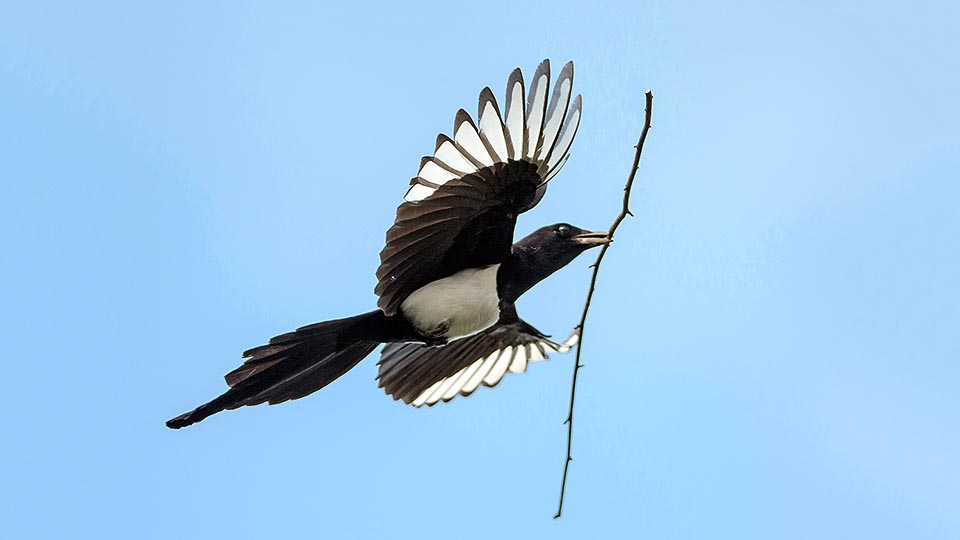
[375,59,582,316]
[377,309,580,406]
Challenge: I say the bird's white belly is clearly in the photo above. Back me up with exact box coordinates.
[400,264,501,340]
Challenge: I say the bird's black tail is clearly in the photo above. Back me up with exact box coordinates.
[166,310,395,429]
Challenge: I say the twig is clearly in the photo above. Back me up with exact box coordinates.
[554,90,654,519]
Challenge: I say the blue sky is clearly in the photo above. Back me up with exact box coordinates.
[2,1,957,538]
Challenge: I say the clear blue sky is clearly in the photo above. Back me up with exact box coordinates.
[2,1,957,538]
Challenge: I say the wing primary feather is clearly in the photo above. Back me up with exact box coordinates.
[425,368,462,405]
[529,342,548,362]
[508,344,529,374]
[410,176,440,188]
[541,153,570,185]
[538,61,574,165]
[434,134,477,175]
[546,94,582,171]
[417,158,458,185]
[483,345,514,386]
[462,350,499,395]
[453,109,494,167]
[454,359,487,398]
[477,87,509,163]
[394,337,485,402]
[440,362,476,401]
[413,379,443,406]
[503,68,526,160]
[524,59,551,161]
[404,184,436,201]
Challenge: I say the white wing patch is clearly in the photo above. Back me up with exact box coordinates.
[546,95,581,172]
[433,135,475,175]
[411,329,580,407]
[538,62,573,165]
[477,87,508,163]
[503,69,526,160]
[404,59,582,203]
[416,159,458,186]
[454,110,494,167]
[525,63,550,162]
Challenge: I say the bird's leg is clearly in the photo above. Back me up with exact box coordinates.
[420,320,450,347]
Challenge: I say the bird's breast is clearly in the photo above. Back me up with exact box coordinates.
[400,264,501,341]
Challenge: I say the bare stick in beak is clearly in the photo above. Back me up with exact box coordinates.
[572,230,611,247]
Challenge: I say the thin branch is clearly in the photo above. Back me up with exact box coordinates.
[554,90,654,519]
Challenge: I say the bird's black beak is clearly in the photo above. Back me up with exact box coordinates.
[572,230,611,248]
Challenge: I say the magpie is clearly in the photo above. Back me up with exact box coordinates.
[167,59,608,429]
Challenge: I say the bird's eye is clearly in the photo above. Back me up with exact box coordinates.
[557,225,570,237]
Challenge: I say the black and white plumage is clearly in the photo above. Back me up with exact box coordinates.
[166,60,603,429]
[375,60,581,318]
[379,308,580,407]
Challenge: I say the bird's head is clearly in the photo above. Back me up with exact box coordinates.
[518,222,610,266]
[500,223,609,302]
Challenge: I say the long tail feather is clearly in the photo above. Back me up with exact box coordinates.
[166,311,389,429]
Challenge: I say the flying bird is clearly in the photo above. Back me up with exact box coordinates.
[167,59,607,429]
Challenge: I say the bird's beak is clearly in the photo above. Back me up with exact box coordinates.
[572,230,611,248]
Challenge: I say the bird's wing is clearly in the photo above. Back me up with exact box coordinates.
[375,60,582,315]
[377,309,580,406]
